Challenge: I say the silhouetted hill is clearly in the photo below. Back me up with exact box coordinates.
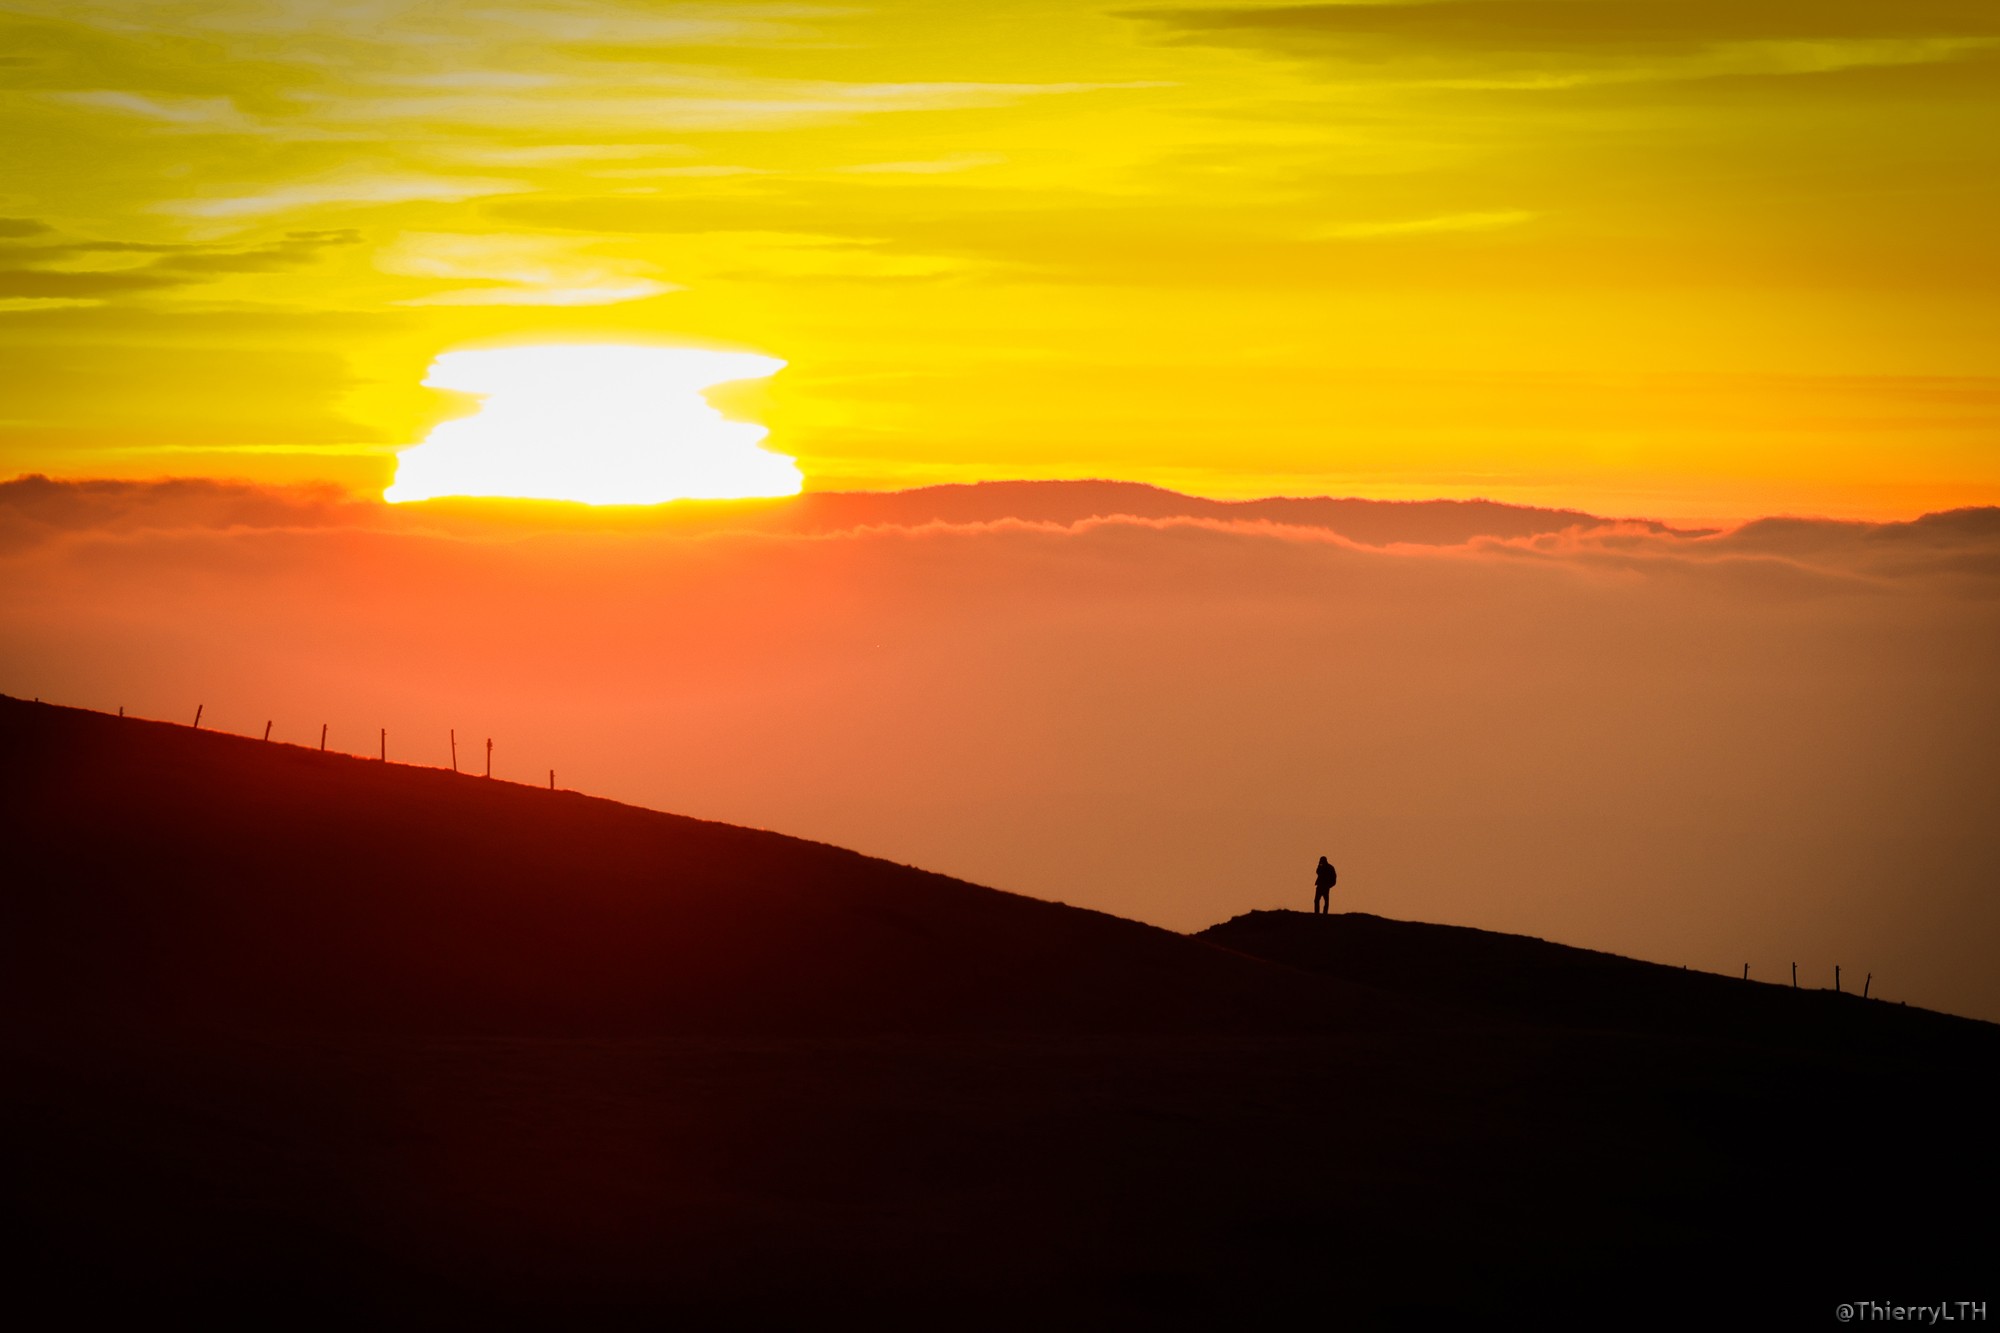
[0,695,1367,1038]
[2,695,1993,1326]
[1203,910,1996,1057]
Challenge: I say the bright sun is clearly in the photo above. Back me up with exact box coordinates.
[384,343,801,505]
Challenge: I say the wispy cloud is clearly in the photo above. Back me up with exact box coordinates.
[1128,1,2000,57]
[1123,1,2000,99]
[168,173,524,218]
[376,230,677,305]
[5,0,826,46]
[302,80,1166,134]
[58,90,260,131]
[836,155,1005,175]
[1314,210,1535,240]
[442,143,692,168]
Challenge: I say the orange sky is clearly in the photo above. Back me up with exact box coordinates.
[4,1,1999,518]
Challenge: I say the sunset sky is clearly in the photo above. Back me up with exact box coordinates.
[5,0,1999,518]
[5,4,1999,1023]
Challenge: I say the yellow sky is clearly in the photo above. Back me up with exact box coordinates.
[3,0,1998,519]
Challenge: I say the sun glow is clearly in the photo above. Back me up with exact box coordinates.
[384,344,800,505]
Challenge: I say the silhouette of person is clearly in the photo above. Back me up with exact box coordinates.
[1313,855,1337,915]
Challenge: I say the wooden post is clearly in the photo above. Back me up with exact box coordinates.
[320,723,327,752]
[192,704,203,729]
[450,729,457,773]
[1863,973,1871,999]
[118,706,124,718]
[1742,964,1748,980]
[549,769,555,791]
[1791,962,1797,989]
[380,728,386,761]
[1834,964,1841,994]
[485,738,492,778]
[263,720,272,742]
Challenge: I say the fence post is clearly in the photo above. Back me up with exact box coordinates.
[263,720,272,742]
[549,769,555,791]
[1834,964,1841,994]
[380,728,386,761]
[1742,964,1748,980]
[118,706,124,718]
[450,729,457,773]
[1863,973,1871,999]
[1791,962,1797,989]
[485,738,492,778]
[192,704,203,729]
[320,723,327,752]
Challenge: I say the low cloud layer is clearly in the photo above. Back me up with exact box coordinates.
[5,478,1997,1021]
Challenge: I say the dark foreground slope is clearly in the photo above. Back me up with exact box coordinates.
[0,697,1362,1037]
[1203,909,1996,1057]
[2,696,1994,1327]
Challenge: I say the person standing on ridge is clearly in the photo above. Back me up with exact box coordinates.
[1313,855,1337,915]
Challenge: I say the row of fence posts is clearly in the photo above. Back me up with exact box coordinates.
[163,701,537,789]
[1753,959,1872,999]
[1670,961,1878,1002]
